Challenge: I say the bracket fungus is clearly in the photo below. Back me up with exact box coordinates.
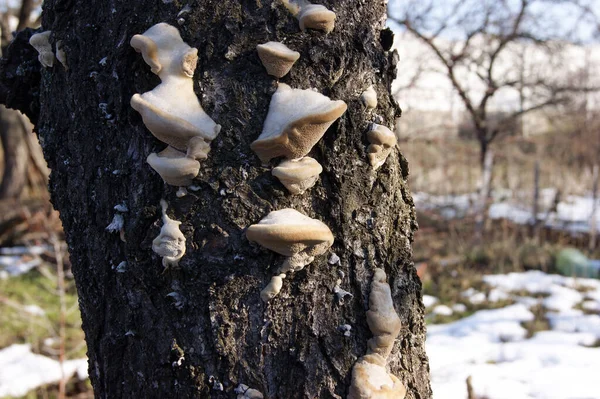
[361,86,378,110]
[246,208,333,273]
[281,0,336,33]
[152,200,186,268]
[55,41,68,70]
[298,4,336,33]
[348,354,407,399]
[146,147,200,187]
[272,157,323,194]
[366,269,402,358]
[367,124,397,170]
[130,23,221,186]
[247,209,333,301]
[257,42,300,78]
[348,269,406,399]
[251,83,346,163]
[29,31,55,68]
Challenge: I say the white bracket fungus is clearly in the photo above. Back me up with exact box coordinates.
[146,147,200,187]
[55,41,68,70]
[260,273,286,302]
[348,354,406,399]
[281,0,336,33]
[247,209,333,300]
[247,208,333,272]
[348,269,406,399]
[361,86,377,110]
[257,41,300,78]
[130,23,221,186]
[29,31,55,68]
[366,269,402,358]
[367,124,397,170]
[251,83,346,163]
[271,157,323,194]
[235,384,264,399]
[152,200,186,268]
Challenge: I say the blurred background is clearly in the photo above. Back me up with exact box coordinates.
[1,0,600,398]
[389,0,600,398]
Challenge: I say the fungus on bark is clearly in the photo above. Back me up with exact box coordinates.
[146,147,200,186]
[271,157,323,194]
[130,22,221,186]
[152,200,186,268]
[235,384,264,399]
[29,31,55,68]
[260,273,286,302]
[246,208,333,272]
[246,209,333,299]
[367,124,397,170]
[55,41,68,70]
[361,86,377,110]
[348,269,406,399]
[281,0,336,33]
[251,83,346,163]
[256,41,300,78]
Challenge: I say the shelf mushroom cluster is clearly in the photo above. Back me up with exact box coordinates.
[252,83,346,194]
[348,269,406,399]
[130,23,221,187]
[119,8,404,397]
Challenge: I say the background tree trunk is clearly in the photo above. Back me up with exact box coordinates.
[2,1,431,398]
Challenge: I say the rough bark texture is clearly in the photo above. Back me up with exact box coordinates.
[2,1,431,398]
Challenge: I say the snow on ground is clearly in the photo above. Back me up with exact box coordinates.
[0,344,87,398]
[413,190,600,235]
[427,271,600,399]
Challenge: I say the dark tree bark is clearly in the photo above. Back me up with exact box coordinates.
[1,1,431,398]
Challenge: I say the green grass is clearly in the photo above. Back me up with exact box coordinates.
[0,266,86,359]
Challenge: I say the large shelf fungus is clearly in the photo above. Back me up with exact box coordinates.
[367,124,397,170]
[256,42,300,78]
[246,209,333,300]
[251,83,346,163]
[152,200,186,268]
[130,23,221,186]
[281,0,336,33]
[348,269,406,399]
[271,157,322,194]
[29,31,55,68]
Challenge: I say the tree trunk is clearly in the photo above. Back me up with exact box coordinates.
[1,1,431,398]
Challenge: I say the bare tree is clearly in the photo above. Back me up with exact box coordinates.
[388,0,599,167]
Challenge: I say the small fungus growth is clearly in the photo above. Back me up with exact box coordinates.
[130,23,221,186]
[247,209,334,300]
[367,124,397,170]
[235,384,264,399]
[348,269,406,399]
[256,41,300,78]
[55,41,68,70]
[260,273,286,302]
[29,31,55,68]
[281,0,336,33]
[361,86,377,110]
[251,83,346,163]
[152,200,186,268]
[271,157,323,194]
